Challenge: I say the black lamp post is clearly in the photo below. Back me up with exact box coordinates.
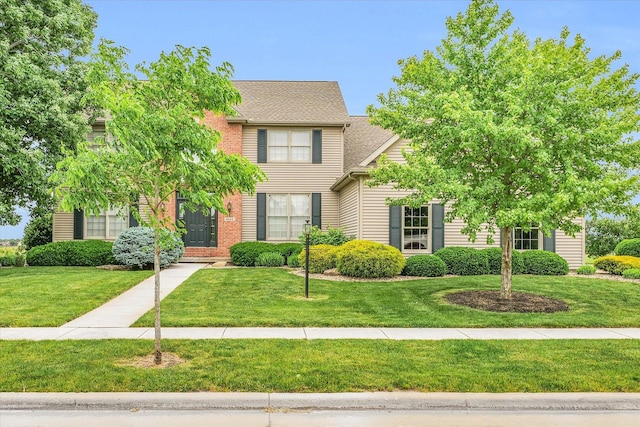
[304,218,311,298]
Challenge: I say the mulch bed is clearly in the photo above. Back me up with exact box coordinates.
[445,290,569,313]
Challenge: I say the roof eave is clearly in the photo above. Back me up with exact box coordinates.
[330,168,370,192]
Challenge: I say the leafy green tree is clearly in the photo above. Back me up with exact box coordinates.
[0,0,97,225]
[52,41,266,364]
[367,0,640,298]
[586,212,640,258]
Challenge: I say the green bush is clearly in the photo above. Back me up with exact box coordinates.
[299,225,354,246]
[403,255,447,277]
[434,247,489,276]
[622,268,640,279]
[0,254,16,267]
[614,238,640,257]
[483,247,524,275]
[287,254,300,268]
[229,241,276,267]
[335,240,405,278]
[522,250,569,275]
[576,265,597,275]
[298,244,338,274]
[112,227,184,269]
[13,253,25,267]
[22,213,53,250]
[593,255,640,275]
[26,240,116,266]
[255,251,285,267]
[275,243,303,259]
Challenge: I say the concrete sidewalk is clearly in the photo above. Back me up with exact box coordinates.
[2,391,639,411]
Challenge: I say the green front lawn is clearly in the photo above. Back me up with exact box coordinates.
[0,267,153,326]
[134,268,640,328]
[1,339,638,392]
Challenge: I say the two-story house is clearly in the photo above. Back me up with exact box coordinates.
[52,80,585,268]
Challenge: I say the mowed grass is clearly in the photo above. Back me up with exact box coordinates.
[0,267,153,326]
[134,268,640,328]
[1,339,638,392]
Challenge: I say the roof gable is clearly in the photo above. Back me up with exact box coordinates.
[343,116,395,172]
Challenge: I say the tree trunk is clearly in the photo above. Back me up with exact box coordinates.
[153,229,162,365]
[500,226,513,299]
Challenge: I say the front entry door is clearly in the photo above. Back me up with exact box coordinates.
[177,198,217,247]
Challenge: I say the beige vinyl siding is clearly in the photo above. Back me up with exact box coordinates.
[555,218,585,269]
[444,218,499,249]
[338,178,360,238]
[361,182,414,245]
[242,126,343,242]
[52,210,74,241]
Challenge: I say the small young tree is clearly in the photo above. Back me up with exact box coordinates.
[368,0,640,299]
[52,41,265,364]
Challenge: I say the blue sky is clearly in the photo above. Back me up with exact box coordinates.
[2,0,639,239]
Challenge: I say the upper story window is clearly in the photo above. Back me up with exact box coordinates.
[268,129,311,162]
[514,226,540,250]
[267,194,309,240]
[86,207,128,240]
[403,206,430,251]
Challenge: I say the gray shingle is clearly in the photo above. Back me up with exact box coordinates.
[343,116,394,172]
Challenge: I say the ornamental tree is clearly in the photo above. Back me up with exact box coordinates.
[367,0,640,298]
[52,41,265,364]
[0,0,97,225]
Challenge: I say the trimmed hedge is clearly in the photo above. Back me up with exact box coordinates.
[335,240,405,278]
[434,247,489,276]
[576,265,597,275]
[26,240,116,266]
[112,227,184,269]
[622,268,640,279]
[522,250,569,275]
[275,243,303,259]
[298,244,338,274]
[230,242,303,267]
[403,255,447,277]
[483,247,524,275]
[287,254,300,268]
[614,238,640,257]
[255,252,285,267]
[0,254,16,267]
[593,255,640,275]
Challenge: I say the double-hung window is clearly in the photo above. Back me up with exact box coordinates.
[403,206,430,251]
[86,207,128,239]
[513,226,540,250]
[267,194,310,240]
[268,130,311,162]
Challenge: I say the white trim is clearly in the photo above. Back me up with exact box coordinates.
[358,134,400,167]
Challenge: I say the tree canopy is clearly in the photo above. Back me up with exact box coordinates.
[367,0,640,297]
[52,41,266,362]
[0,0,97,225]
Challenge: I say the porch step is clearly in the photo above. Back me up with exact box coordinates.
[180,256,230,264]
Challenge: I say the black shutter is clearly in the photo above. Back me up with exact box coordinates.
[257,193,266,241]
[129,202,139,227]
[431,203,445,253]
[389,205,402,250]
[312,129,322,164]
[312,193,322,228]
[73,209,84,240]
[257,129,267,163]
[543,230,556,252]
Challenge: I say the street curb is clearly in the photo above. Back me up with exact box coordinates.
[2,392,640,411]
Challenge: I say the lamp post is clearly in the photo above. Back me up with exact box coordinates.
[304,218,311,299]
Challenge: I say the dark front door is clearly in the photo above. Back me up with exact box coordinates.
[177,198,217,247]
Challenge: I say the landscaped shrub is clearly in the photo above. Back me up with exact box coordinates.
[22,213,53,250]
[26,240,116,266]
[434,247,489,276]
[0,254,16,267]
[255,251,285,267]
[522,250,569,275]
[335,240,405,278]
[287,254,300,268]
[299,225,354,246]
[593,255,640,275]
[298,244,338,274]
[483,247,524,275]
[403,255,447,277]
[622,268,640,279]
[614,238,640,257]
[229,241,276,267]
[112,227,184,269]
[576,265,597,275]
[13,253,25,267]
[275,243,303,259]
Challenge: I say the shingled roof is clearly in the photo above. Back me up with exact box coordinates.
[229,80,350,125]
[343,116,395,172]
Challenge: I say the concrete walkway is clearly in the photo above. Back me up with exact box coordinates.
[1,262,640,341]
